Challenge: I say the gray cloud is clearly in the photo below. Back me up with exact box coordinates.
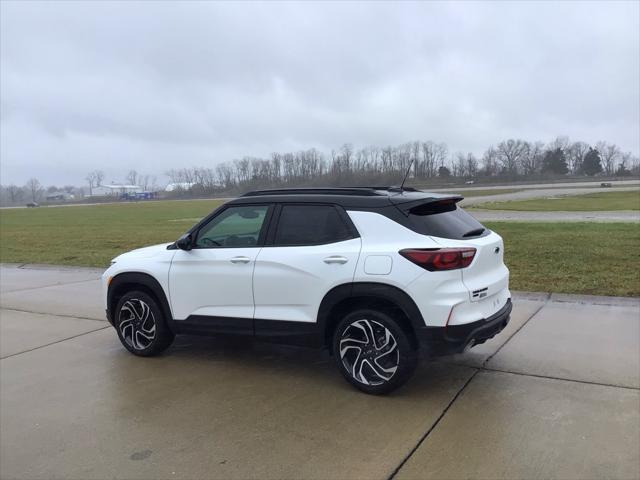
[1,0,638,185]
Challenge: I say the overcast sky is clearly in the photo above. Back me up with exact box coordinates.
[1,1,639,186]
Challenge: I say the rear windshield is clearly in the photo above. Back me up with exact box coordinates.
[406,204,489,240]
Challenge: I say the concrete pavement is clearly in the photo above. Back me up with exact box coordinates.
[432,179,640,193]
[1,264,639,479]
[469,209,640,222]
[457,185,640,207]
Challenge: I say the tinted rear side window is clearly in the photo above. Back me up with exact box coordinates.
[407,205,489,240]
[274,205,355,246]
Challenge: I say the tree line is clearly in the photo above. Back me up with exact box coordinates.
[1,136,638,205]
[165,136,639,194]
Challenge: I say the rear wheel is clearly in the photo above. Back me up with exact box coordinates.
[333,309,418,394]
[115,291,174,356]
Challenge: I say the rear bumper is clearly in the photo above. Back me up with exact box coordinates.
[415,298,512,356]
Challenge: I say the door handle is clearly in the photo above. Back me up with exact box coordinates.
[230,256,251,264]
[324,255,348,265]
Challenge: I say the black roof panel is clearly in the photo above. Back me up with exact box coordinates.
[231,187,462,209]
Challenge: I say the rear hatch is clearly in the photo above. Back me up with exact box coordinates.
[454,232,508,302]
[393,194,509,305]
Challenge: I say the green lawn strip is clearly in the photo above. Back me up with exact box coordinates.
[474,190,640,211]
[486,222,640,297]
[0,200,223,267]
[1,203,638,296]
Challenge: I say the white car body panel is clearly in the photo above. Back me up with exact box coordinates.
[101,243,175,312]
[253,238,361,322]
[346,210,510,328]
[168,247,261,320]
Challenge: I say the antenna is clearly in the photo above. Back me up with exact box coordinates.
[400,159,415,191]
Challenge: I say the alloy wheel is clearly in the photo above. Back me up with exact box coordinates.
[118,299,157,350]
[339,318,399,385]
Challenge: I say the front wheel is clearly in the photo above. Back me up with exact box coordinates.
[333,309,418,395]
[115,291,174,356]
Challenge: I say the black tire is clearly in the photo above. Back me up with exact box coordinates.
[332,309,418,395]
[114,290,174,357]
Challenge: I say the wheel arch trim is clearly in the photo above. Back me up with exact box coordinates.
[107,272,173,328]
[317,281,425,345]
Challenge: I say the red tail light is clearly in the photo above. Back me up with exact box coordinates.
[399,248,476,271]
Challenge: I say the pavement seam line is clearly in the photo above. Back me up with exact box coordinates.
[481,366,640,391]
[387,368,480,480]
[482,294,550,367]
[0,307,105,322]
[0,277,101,294]
[0,326,110,360]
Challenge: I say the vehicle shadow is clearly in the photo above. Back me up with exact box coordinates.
[124,334,478,399]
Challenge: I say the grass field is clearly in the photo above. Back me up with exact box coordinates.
[483,222,639,297]
[0,200,224,267]
[1,201,639,296]
[475,190,640,211]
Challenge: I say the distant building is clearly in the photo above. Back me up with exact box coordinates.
[165,182,196,192]
[90,184,143,197]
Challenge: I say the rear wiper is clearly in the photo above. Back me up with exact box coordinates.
[462,228,485,238]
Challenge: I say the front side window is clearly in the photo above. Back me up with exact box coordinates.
[273,205,354,246]
[195,205,269,248]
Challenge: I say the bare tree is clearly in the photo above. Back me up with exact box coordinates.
[85,171,96,195]
[465,153,478,178]
[481,146,499,176]
[453,152,467,177]
[496,139,530,175]
[549,136,570,154]
[567,141,590,174]
[520,141,545,175]
[25,178,42,202]
[6,184,21,204]
[596,141,621,176]
[616,152,636,175]
[420,142,448,178]
[85,170,104,195]
[126,170,138,186]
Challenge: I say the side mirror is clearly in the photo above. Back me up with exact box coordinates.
[176,233,193,251]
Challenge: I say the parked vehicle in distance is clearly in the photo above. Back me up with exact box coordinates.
[102,187,511,394]
[465,180,475,185]
[600,182,612,188]
[26,202,39,208]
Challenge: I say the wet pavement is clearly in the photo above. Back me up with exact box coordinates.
[1,264,638,479]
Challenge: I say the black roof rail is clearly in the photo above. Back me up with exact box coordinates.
[241,186,425,197]
[242,187,384,197]
[369,186,421,193]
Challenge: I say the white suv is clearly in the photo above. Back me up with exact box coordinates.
[102,187,511,394]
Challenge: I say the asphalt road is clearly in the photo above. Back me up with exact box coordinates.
[1,264,639,479]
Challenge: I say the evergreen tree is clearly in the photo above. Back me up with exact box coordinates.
[581,147,603,176]
[438,165,451,177]
[542,148,569,175]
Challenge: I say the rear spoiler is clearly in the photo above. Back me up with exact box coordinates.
[389,194,464,215]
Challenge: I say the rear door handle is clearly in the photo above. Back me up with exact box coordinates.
[324,255,348,265]
[230,256,251,264]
